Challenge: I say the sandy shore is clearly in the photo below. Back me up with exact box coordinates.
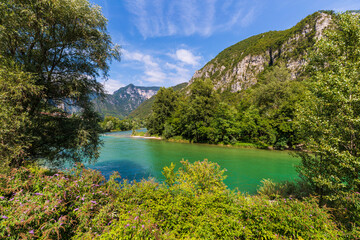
[131,135,162,140]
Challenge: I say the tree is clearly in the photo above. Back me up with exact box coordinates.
[147,87,178,136]
[234,65,305,148]
[178,79,218,143]
[253,65,306,148]
[0,0,120,167]
[210,102,240,144]
[297,12,360,203]
[0,57,41,171]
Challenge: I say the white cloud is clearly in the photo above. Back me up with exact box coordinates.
[329,0,360,12]
[120,46,203,86]
[122,49,166,83]
[174,49,201,66]
[240,8,256,27]
[165,63,192,84]
[144,69,167,83]
[124,0,258,38]
[102,79,124,94]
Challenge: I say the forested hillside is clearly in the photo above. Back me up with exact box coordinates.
[145,11,336,149]
[190,11,334,92]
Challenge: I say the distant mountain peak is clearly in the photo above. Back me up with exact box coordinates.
[93,84,160,118]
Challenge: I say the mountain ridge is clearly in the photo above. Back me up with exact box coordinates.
[128,82,188,119]
[93,84,160,118]
[189,11,334,92]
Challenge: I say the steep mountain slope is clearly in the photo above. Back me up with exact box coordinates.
[129,82,188,119]
[190,11,334,92]
[93,84,160,118]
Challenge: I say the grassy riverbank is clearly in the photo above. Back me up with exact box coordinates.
[1,160,354,239]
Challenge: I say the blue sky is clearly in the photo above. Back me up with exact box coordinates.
[91,0,360,93]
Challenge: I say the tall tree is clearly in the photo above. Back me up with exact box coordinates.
[297,12,360,202]
[253,65,306,148]
[147,87,178,136]
[0,0,120,167]
[181,79,218,143]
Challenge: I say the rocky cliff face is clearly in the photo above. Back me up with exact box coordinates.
[93,84,160,118]
[189,12,333,92]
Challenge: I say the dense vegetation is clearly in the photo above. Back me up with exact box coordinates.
[99,116,143,132]
[0,161,347,239]
[296,12,360,216]
[147,65,305,149]
[0,0,120,169]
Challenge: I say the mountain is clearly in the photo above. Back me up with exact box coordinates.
[128,82,188,119]
[93,84,160,118]
[189,11,334,92]
[116,11,335,119]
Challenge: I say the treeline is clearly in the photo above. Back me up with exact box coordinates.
[147,64,305,149]
[100,116,144,132]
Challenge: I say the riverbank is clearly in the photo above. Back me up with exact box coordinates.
[131,131,276,150]
[131,135,162,140]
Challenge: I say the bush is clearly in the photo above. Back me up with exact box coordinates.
[331,191,360,237]
[0,160,343,239]
[257,178,313,200]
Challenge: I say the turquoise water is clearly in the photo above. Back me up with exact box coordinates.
[88,130,299,194]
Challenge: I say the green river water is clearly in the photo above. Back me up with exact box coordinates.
[88,130,299,194]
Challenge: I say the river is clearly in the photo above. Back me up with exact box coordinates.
[88,130,299,194]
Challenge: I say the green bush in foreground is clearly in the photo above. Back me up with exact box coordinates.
[0,160,344,239]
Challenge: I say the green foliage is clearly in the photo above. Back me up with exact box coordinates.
[147,66,305,149]
[178,79,219,143]
[100,116,137,132]
[0,0,120,167]
[331,191,360,235]
[296,13,360,207]
[147,87,179,136]
[131,130,146,137]
[162,162,176,187]
[170,159,227,193]
[210,102,239,144]
[0,58,41,171]
[0,161,343,239]
[257,179,313,200]
[204,11,322,74]
[0,165,118,239]
[240,65,307,148]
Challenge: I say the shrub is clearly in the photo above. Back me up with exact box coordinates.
[257,178,313,200]
[0,160,343,239]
